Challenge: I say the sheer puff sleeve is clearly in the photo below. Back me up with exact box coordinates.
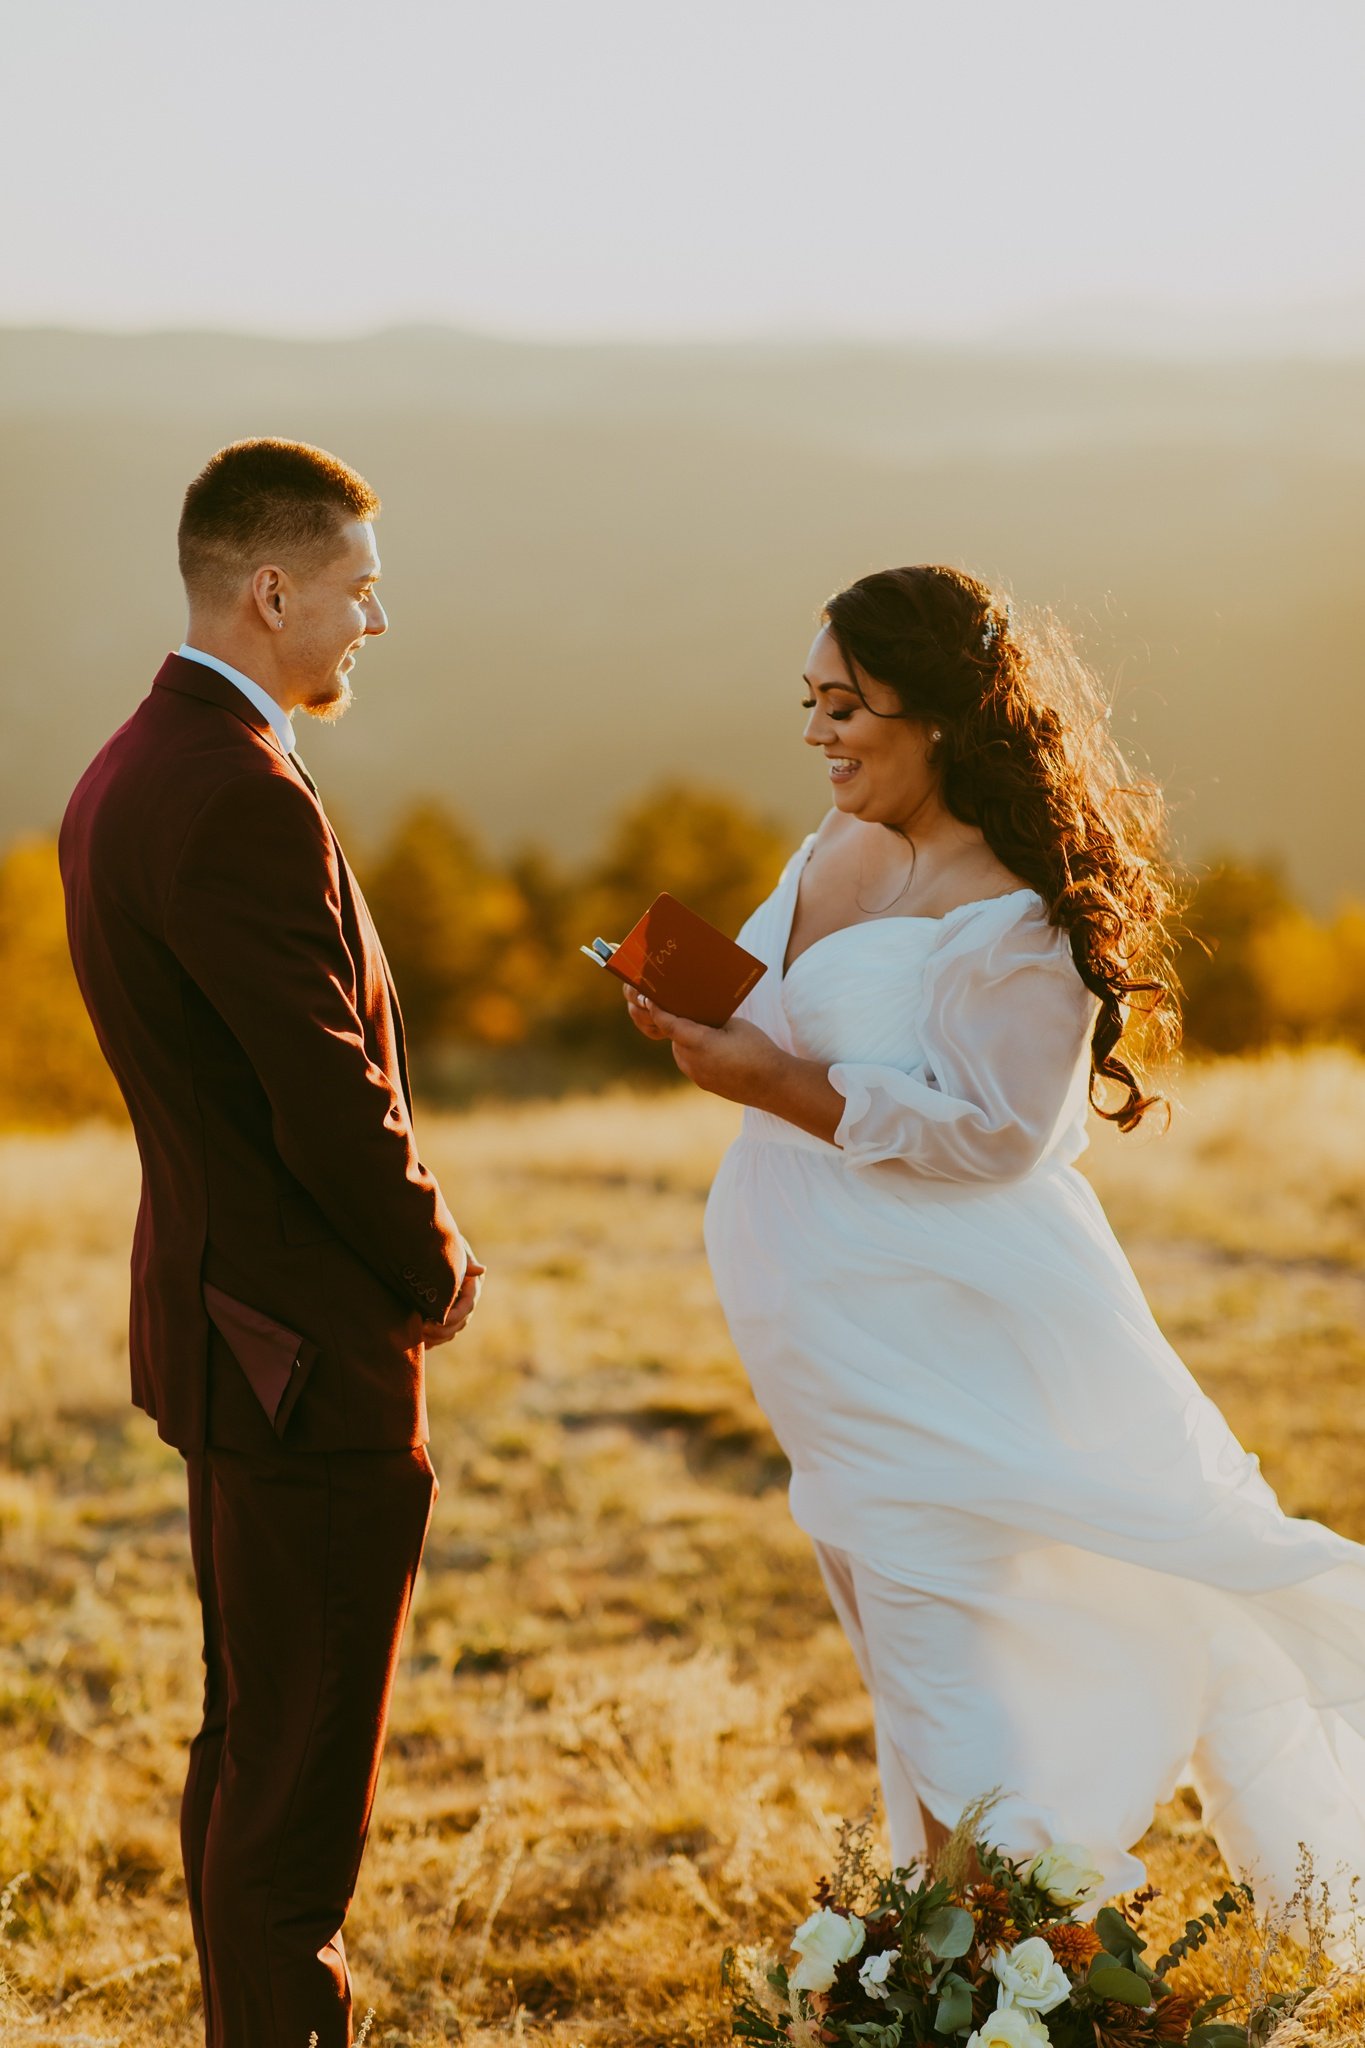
[828,894,1098,1182]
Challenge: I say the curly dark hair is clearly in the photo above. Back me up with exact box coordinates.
[822,564,1178,1131]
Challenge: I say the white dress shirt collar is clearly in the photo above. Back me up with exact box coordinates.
[177,643,296,755]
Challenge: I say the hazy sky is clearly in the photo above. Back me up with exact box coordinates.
[5,0,1363,344]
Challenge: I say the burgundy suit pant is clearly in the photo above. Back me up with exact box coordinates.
[181,1438,435,2046]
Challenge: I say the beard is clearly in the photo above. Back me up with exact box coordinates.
[300,673,354,726]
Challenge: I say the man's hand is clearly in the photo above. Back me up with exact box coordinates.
[422,1239,486,1349]
[623,986,784,1104]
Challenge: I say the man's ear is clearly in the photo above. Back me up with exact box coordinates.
[250,564,289,632]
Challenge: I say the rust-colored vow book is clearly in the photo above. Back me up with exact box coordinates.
[581,892,766,1027]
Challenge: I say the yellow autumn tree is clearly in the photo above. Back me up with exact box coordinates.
[1176,860,1295,1054]
[585,780,793,945]
[1335,906,1365,1043]
[360,801,544,1051]
[1247,909,1354,1041]
[0,837,127,1127]
[559,781,793,1064]
[1178,860,1365,1053]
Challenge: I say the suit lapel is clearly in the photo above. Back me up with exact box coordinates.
[334,849,416,1124]
[152,653,289,758]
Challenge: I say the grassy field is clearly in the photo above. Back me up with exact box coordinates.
[3,1051,1365,2044]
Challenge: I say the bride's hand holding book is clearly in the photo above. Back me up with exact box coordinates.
[622,984,784,1106]
[582,889,844,1139]
[581,888,785,1105]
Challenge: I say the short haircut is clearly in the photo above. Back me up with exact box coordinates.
[178,438,380,604]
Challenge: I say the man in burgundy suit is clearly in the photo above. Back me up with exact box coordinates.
[59,438,482,2045]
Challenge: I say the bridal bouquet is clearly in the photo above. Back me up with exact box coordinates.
[723,1812,1256,2048]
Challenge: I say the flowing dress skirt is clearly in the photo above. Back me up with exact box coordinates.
[706,1115,1365,1907]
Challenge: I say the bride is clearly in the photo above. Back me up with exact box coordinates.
[625,563,1365,1913]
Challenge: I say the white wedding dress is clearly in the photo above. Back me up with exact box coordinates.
[704,833,1365,1912]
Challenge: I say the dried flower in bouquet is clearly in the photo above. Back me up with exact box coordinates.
[722,1806,1363,2048]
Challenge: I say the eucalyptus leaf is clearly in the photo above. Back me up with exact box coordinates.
[1095,1905,1145,1956]
[1188,2027,1249,2047]
[921,1905,976,1959]
[1088,1963,1154,2006]
[934,1971,975,2034]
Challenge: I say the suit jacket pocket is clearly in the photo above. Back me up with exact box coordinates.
[203,1282,319,1436]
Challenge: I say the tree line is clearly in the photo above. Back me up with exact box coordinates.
[2,783,1362,1128]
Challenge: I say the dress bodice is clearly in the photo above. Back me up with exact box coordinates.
[777,920,942,1069]
[731,832,1096,1176]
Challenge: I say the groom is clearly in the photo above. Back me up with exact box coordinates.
[59,438,482,2044]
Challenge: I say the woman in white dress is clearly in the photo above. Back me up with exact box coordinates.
[625,564,1365,1915]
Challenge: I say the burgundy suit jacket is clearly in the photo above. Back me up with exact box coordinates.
[59,653,464,1454]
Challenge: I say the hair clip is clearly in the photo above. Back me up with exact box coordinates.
[981,598,1012,653]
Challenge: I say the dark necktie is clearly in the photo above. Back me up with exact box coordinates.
[290,750,320,801]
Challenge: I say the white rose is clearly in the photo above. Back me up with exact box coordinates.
[989,1936,1072,2015]
[789,1906,865,1993]
[965,2007,1051,2048]
[1021,1843,1105,1909]
[857,1947,898,2000]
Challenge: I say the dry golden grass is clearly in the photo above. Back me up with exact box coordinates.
[2,1050,1365,2044]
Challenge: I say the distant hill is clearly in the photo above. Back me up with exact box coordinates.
[2,326,1362,906]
